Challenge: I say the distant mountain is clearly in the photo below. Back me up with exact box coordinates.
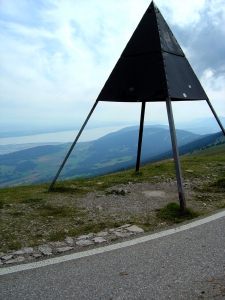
[176,117,225,135]
[1,116,224,139]
[0,126,224,188]
[148,131,225,163]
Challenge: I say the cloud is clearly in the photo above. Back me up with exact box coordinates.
[0,0,224,131]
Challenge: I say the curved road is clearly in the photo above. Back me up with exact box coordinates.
[1,210,225,299]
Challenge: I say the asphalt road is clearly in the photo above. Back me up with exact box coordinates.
[1,211,225,300]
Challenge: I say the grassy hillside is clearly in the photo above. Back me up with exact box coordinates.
[1,126,220,188]
[0,127,224,188]
[0,144,224,252]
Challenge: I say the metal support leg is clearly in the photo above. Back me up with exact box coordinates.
[48,101,98,191]
[136,102,146,172]
[206,98,225,135]
[166,98,186,212]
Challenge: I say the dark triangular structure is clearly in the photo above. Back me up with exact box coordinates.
[97,1,207,102]
[49,1,225,212]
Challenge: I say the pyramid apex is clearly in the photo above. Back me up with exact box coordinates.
[149,1,159,11]
[97,1,208,102]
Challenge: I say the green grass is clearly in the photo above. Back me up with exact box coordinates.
[8,241,22,251]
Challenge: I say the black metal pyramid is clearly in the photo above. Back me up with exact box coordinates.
[97,1,208,102]
[49,1,224,213]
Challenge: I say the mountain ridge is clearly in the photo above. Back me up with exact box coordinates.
[1,117,224,139]
[0,127,224,188]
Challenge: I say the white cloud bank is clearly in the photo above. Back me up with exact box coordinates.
[0,0,224,132]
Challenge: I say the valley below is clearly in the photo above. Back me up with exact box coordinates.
[0,125,224,188]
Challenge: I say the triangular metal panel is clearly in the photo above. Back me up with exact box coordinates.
[121,2,160,56]
[164,53,208,100]
[97,53,167,102]
[156,9,184,56]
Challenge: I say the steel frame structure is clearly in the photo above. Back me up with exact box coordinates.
[48,1,225,212]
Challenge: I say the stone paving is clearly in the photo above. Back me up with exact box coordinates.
[0,224,144,266]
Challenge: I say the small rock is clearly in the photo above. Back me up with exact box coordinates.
[158,222,166,228]
[65,237,74,246]
[108,229,115,233]
[114,232,131,238]
[76,240,94,247]
[22,247,34,254]
[118,224,131,229]
[28,256,35,260]
[64,229,69,233]
[13,250,25,255]
[50,241,66,247]
[5,257,25,264]
[38,245,53,256]
[87,233,94,238]
[32,253,42,259]
[96,231,108,237]
[77,235,90,240]
[92,237,107,244]
[115,188,127,195]
[186,170,194,173]
[96,205,103,211]
[126,225,144,233]
[56,247,74,253]
[1,255,13,261]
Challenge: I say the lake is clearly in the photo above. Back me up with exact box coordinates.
[0,126,128,145]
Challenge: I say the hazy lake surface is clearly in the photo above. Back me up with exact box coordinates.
[0,126,128,145]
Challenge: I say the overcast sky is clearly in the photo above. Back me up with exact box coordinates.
[0,0,224,132]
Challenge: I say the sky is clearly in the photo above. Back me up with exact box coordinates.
[0,0,225,134]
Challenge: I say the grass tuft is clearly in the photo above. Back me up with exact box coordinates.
[212,178,225,188]
[0,199,4,209]
[156,202,201,223]
[217,203,225,209]
[8,241,22,250]
[20,198,44,204]
[132,171,143,176]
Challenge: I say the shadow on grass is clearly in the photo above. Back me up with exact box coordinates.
[0,199,4,209]
[49,185,87,195]
[20,198,44,204]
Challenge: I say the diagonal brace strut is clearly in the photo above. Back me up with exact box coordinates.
[166,98,186,212]
[48,101,98,191]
